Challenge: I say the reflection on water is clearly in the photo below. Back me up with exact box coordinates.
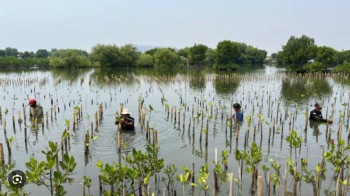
[281,75,332,103]
[214,73,240,95]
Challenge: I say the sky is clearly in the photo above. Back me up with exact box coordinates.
[0,0,349,54]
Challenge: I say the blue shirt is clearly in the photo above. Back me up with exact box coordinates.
[233,111,243,122]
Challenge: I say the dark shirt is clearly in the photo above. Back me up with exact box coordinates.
[309,109,327,122]
[233,111,243,122]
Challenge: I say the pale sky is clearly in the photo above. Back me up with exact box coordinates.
[1,0,349,54]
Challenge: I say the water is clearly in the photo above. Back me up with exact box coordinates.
[0,66,349,195]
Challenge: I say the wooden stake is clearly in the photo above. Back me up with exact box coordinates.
[257,176,263,196]
[229,173,234,196]
[0,143,4,163]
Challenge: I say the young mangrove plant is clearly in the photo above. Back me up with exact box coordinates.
[176,166,194,195]
[162,164,177,195]
[124,145,164,196]
[96,159,137,195]
[323,139,350,195]
[242,142,263,194]
[285,130,302,195]
[82,176,92,196]
[25,141,77,196]
[198,163,209,195]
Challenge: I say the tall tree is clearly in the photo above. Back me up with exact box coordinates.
[136,53,154,67]
[154,48,179,69]
[35,49,49,58]
[119,44,140,67]
[5,47,18,57]
[90,44,121,67]
[0,49,5,57]
[177,47,190,59]
[282,35,317,71]
[336,50,350,65]
[215,40,241,66]
[50,49,91,68]
[189,44,208,66]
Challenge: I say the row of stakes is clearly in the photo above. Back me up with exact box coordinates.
[1,73,350,194]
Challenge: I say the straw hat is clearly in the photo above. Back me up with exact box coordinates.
[121,108,130,115]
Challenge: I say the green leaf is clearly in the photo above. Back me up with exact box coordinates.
[8,136,14,144]
[189,183,197,187]
[96,159,103,168]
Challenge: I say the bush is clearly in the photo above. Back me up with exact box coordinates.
[154,48,179,69]
[303,62,327,72]
[0,57,49,68]
[136,54,154,67]
[49,49,92,68]
[213,63,238,71]
[333,62,350,73]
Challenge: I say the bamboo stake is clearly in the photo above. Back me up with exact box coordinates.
[214,148,219,190]
[267,172,271,196]
[257,176,263,196]
[229,173,234,196]
[0,143,4,163]
[118,121,122,151]
[12,115,15,131]
[283,160,288,195]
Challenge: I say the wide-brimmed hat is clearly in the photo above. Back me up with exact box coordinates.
[121,108,130,115]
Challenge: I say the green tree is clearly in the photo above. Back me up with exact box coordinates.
[119,44,140,67]
[154,48,179,69]
[271,53,277,60]
[189,44,208,66]
[335,50,350,65]
[214,40,242,70]
[276,51,284,66]
[215,40,241,65]
[145,48,159,56]
[177,47,190,58]
[244,46,267,64]
[22,51,35,58]
[282,35,317,71]
[49,49,91,68]
[315,46,336,66]
[334,62,350,73]
[136,53,154,67]
[204,48,215,65]
[90,44,121,67]
[303,62,327,72]
[35,49,49,58]
[0,49,5,57]
[4,47,18,57]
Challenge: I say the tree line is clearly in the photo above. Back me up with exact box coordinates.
[271,35,350,73]
[0,41,267,70]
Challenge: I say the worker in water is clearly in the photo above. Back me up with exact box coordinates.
[116,108,135,130]
[232,103,243,122]
[309,102,333,124]
[28,98,43,118]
